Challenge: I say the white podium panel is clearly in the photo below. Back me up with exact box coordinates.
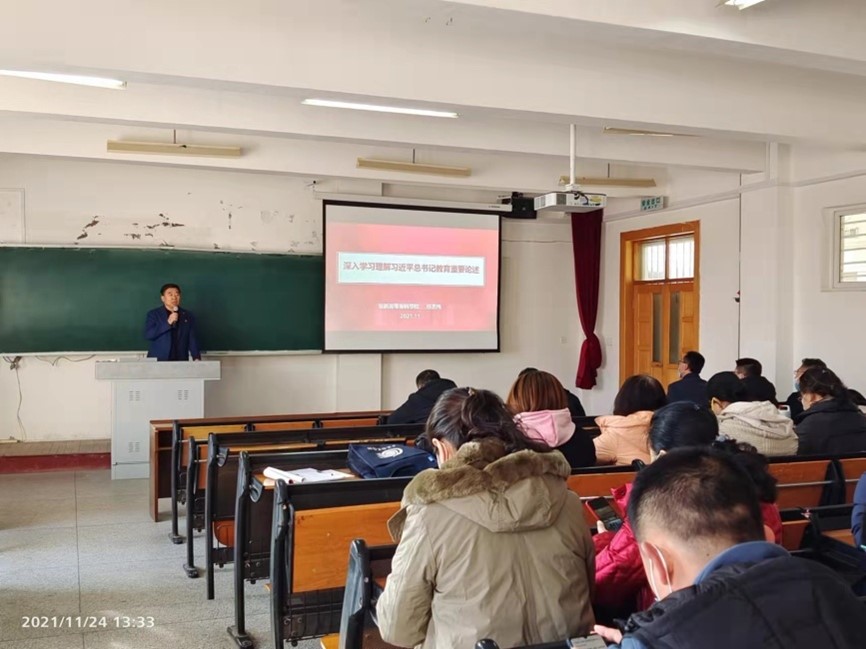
[96,360,220,479]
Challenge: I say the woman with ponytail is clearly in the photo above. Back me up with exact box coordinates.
[796,367,866,455]
[378,387,595,649]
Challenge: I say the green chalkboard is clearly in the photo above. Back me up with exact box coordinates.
[0,247,324,353]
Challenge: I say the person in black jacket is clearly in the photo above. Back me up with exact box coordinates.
[386,370,457,426]
[784,357,826,419]
[796,367,866,455]
[735,357,778,405]
[666,351,708,407]
[593,448,866,649]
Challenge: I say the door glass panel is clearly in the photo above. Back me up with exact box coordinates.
[652,292,662,363]
[669,291,681,364]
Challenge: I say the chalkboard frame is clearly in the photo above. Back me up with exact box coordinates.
[0,245,324,354]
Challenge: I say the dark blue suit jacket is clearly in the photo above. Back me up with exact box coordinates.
[144,306,201,361]
[667,372,709,407]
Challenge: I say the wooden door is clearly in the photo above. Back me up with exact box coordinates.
[631,282,697,389]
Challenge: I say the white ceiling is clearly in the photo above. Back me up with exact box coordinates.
[1,0,864,193]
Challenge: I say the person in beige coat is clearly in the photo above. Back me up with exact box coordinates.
[708,372,799,456]
[377,387,595,649]
[594,375,667,466]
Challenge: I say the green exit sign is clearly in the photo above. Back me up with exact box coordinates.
[641,196,665,212]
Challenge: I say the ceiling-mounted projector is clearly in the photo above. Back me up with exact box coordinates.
[534,191,606,212]
[535,123,606,212]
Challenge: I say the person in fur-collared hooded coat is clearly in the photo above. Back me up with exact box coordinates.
[377,387,595,649]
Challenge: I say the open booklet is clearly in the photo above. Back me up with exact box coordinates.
[263,466,354,484]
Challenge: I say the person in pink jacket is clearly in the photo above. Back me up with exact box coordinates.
[507,370,597,468]
[594,375,667,466]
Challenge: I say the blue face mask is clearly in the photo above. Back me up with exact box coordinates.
[794,379,800,393]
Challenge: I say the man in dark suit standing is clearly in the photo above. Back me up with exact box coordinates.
[144,283,201,361]
[667,351,708,407]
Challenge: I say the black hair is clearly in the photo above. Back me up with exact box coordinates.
[426,387,550,455]
[415,369,441,389]
[735,358,763,378]
[799,367,849,401]
[707,371,749,404]
[613,374,667,417]
[712,438,778,503]
[160,283,181,295]
[627,447,764,546]
[800,358,827,371]
[848,389,866,407]
[648,402,718,454]
[682,351,705,374]
[518,367,539,378]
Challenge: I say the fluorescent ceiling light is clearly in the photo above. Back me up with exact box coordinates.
[604,127,690,137]
[107,140,241,157]
[723,0,766,9]
[357,157,470,177]
[0,69,126,89]
[303,98,458,118]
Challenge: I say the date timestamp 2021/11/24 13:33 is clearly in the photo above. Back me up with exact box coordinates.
[21,616,156,629]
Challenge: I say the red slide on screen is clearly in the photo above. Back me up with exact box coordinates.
[325,222,499,332]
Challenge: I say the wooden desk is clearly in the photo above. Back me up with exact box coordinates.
[149,409,391,522]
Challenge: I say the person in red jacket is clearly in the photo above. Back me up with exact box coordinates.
[593,402,782,622]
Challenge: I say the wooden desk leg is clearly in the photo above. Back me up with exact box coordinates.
[150,428,159,522]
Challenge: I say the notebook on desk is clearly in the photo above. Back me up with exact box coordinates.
[263,466,354,485]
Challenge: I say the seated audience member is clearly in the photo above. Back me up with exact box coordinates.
[712,437,782,544]
[849,389,866,414]
[377,388,595,649]
[386,369,456,425]
[594,402,719,617]
[594,448,866,649]
[666,350,708,407]
[785,358,826,419]
[853,472,866,548]
[707,371,798,456]
[796,367,866,455]
[593,403,783,620]
[508,369,596,468]
[594,375,666,466]
[735,357,778,405]
[519,366,586,417]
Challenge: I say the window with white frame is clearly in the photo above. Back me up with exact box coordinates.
[830,207,866,289]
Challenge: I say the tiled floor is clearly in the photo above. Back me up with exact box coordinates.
[0,470,319,649]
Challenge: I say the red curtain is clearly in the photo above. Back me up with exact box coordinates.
[570,209,603,389]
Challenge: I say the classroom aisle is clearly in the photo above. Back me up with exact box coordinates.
[0,469,319,649]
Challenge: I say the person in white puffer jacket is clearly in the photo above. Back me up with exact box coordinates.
[707,371,798,456]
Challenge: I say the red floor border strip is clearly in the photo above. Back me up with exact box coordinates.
[0,453,111,474]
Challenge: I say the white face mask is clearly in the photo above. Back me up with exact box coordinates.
[645,543,674,601]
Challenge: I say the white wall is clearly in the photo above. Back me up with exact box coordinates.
[0,154,582,440]
[791,173,866,393]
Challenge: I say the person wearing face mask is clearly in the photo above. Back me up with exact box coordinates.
[796,367,866,455]
[707,372,798,456]
[593,448,865,649]
[784,358,827,419]
[377,387,595,649]
[592,402,782,622]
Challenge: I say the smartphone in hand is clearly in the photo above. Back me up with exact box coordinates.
[584,497,624,532]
